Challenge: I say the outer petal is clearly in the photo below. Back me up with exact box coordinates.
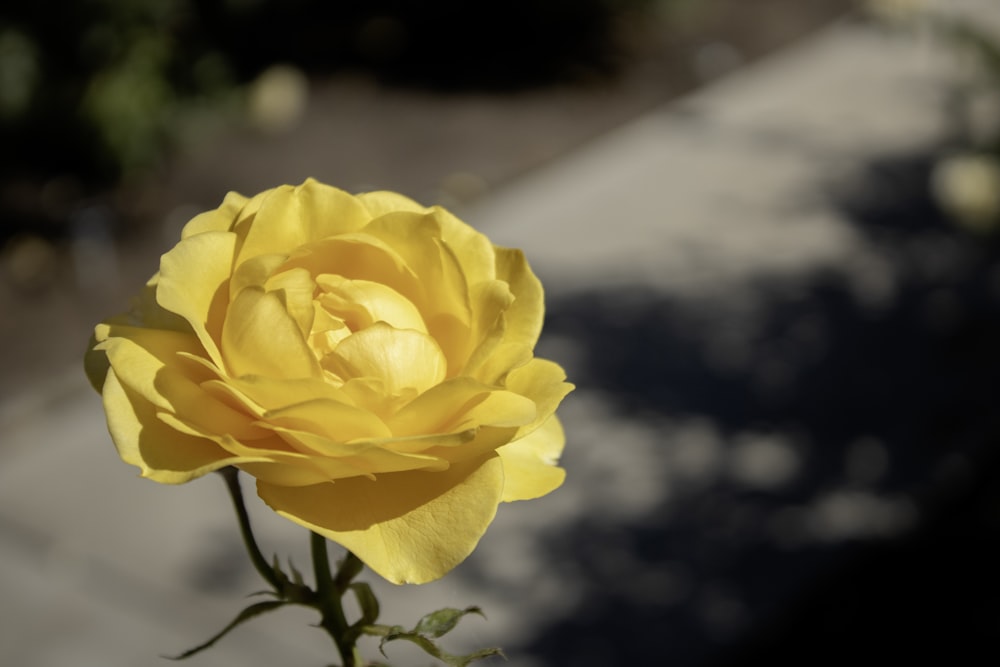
[157,230,237,368]
[234,180,371,264]
[504,358,574,437]
[356,190,428,217]
[87,280,195,393]
[494,247,544,349]
[469,342,533,385]
[181,190,248,238]
[102,370,264,483]
[100,329,264,441]
[497,415,566,502]
[126,280,193,334]
[432,206,497,287]
[258,454,505,584]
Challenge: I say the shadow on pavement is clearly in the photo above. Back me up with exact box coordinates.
[518,148,1000,665]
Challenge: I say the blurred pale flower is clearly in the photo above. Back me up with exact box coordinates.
[247,64,309,133]
[931,152,1000,233]
[85,179,572,584]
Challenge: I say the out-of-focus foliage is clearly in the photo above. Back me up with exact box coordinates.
[0,0,236,238]
[1,0,239,178]
[0,0,657,241]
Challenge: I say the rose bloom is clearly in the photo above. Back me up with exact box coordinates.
[85,179,572,584]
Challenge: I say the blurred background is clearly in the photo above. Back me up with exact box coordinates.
[0,0,850,397]
[3,0,1000,665]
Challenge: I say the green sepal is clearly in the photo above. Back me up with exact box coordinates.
[165,599,290,660]
[288,558,305,587]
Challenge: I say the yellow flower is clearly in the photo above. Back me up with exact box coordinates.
[85,179,572,584]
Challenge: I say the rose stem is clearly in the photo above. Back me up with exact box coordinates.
[311,532,363,667]
[219,467,282,591]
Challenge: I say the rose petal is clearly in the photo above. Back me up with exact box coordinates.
[264,268,317,337]
[102,370,256,483]
[462,280,515,375]
[199,372,355,415]
[325,323,446,395]
[495,247,544,348]
[358,428,477,455]
[306,306,352,360]
[338,377,414,420]
[497,415,566,502]
[265,425,451,476]
[101,330,264,441]
[157,411,364,488]
[388,377,535,437]
[468,342,533,385]
[257,454,504,584]
[262,397,392,442]
[433,206,497,287]
[234,180,372,264]
[425,312,472,378]
[362,212,471,326]
[284,234,421,304]
[316,274,427,334]
[420,425,520,464]
[357,190,427,217]
[230,253,288,296]
[126,281,193,333]
[221,286,321,379]
[157,230,237,368]
[504,358,575,437]
[181,190,248,238]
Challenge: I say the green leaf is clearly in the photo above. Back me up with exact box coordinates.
[378,630,439,660]
[378,629,504,667]
[415,607,485,639]
[165,600,289,660]
[375,607,502,666]
[447,646,506,667]
[350,582,380,626]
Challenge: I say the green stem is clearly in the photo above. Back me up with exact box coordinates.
[311,532,363,667]
[219,467,281,591]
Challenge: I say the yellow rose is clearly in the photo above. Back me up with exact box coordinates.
[85,179,572,584]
